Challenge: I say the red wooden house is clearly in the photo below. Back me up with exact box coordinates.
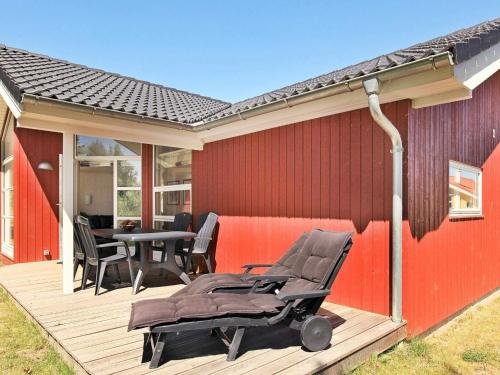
[0,18,499,336]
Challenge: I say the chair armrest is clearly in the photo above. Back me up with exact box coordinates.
[277,289,330,302]
[241,263,274,274]
[96,241,126,249]
[242,263,274,269]
[244,275,292,283]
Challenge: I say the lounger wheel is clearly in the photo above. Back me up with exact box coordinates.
[300,316,332,352]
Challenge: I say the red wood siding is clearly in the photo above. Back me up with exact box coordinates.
[13,127,61,262]
[404,72,500,335]
[141,144,153,229]
[193,101,410,317]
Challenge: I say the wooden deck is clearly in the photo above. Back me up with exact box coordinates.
[0,261,406,375]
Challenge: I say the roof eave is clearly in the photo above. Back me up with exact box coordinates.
[193,52,454,131]
[21,94,197,130]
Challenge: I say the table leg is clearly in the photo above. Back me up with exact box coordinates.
[132,242,150,294]
[164,243,191,285]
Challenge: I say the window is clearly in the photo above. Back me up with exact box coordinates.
[75,135,142,228]
[153,146,192,230]
[76,135,141,157]
[449,161,482,217]
[2,114,14,258]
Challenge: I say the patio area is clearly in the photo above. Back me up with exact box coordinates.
[0,261,406,375]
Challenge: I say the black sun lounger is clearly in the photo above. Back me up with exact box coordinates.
[128,229,353,368]
[171,232,309,297]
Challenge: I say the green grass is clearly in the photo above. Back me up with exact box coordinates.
[350,294,500,375]
[0,263,75,374]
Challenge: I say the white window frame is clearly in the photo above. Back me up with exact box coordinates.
[449,160,483,218]
[152,147,192,227]
[1,114,14,258]
[74,136,142,228]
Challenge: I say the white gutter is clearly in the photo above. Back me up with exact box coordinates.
[363,77,403,323]
[194,53,453,131]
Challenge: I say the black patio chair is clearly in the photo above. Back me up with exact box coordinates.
[73,223,86,281]
[128,229,353,368]
[157,212,192,266]
[76,216,136,295]
[171,232,309,296]
[176,212,218,273]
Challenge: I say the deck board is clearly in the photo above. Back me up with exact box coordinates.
[0,261,406,374]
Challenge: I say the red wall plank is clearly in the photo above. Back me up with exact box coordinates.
[192,102,410,318]
[141,144,153,229]
[405,72,500,335]
[13,127,61,262]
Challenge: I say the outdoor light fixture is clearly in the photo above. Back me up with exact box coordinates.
[37,161,54,171]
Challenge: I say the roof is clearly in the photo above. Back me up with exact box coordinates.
[0,45,230,124]
[208,17,500,121]
[0,17,499,126]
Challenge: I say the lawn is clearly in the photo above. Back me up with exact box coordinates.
[351,292,500,375]
[0,262,75,375]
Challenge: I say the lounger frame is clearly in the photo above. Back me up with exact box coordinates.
[144,239,352,368]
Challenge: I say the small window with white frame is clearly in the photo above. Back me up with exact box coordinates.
[448,160,482,217]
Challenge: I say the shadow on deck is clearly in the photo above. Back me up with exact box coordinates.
[0,261,406,375]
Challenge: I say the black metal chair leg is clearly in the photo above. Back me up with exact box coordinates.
[81,261,90,290]
[73,259,79,279]
[204,254,213,273]
[180,254,186,272]
[149,333,167,369]
[112,263,121,283]
[96,262,107,296]
[185,253,192,274]
[227,327,245,361]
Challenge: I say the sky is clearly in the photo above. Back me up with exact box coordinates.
[1,1,499,103]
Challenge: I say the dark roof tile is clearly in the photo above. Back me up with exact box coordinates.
[1,18,499,125]
[208,17,500,121]
[0,46,230,124]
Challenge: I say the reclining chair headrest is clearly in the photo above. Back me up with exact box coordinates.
[279,229,353,295]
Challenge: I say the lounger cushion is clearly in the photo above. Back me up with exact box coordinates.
[280,229,352,294]
[171,233,309,297]
[264,233,308,275]
[171,273,253,297]
[128,293,285,330]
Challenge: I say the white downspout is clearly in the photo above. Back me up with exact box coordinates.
[363,77,403,323]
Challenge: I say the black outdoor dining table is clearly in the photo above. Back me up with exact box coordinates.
[92,228,196,294]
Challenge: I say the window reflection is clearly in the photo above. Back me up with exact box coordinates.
[76,135,141,156]
[449,162,481,215]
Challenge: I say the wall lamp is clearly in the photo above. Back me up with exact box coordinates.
[37,161,54,171]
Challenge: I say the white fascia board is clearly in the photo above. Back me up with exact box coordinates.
[199,67,459,143]
[0,80,22,118]
[454,41,500,90]
[17,110,204,150]
[198,89,369,143]
[412,87,472,109]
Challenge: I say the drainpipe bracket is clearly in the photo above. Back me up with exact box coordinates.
[390,146,404,153]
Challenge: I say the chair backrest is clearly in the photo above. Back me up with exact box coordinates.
[264,233,309,276]
[195,212,210,233]
[76,215,99,261]
[278,229,353,298]
[172,212,192,231]
[74,221,86,260]
[192,212,218,254]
